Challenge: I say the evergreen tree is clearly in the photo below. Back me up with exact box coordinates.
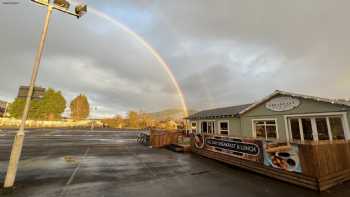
[70,94,90,120]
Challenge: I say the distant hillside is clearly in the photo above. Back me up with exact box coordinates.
[147,108,197,121]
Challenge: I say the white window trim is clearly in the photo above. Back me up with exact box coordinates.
[251,118,279,140]
[190,121,197,133]
[218,120,230,135]
[200,120,216,134]
[283,112,350,143]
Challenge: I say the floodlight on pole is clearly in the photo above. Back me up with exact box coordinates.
[3,0,87,189]
[75,4,87,18]
[54,0,70,10]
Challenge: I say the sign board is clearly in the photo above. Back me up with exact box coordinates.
[194,134,263,162]
[193,134,303,173]
[265,96,300,112]
[263,141,302,173]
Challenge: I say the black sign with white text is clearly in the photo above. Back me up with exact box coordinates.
[205,138,260,156]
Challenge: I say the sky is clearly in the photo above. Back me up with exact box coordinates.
[1,0,350,117]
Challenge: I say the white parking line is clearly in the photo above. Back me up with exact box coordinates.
[66,147,90,185]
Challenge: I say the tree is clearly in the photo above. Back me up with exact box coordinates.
[39,88,66,120]
[101,115,125,128]
[114,115,125,128]
[139,112,154,129]
[70,94,90,120]
[127,111,139,128]
[8,88,66,120]
[8,98,26,119]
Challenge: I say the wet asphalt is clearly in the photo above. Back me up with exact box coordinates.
[0,129,349,197]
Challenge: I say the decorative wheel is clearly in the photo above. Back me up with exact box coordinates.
[194,134,205,149]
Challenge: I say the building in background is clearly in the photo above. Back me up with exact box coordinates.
[17,86,45,100]
[0,100,8,117]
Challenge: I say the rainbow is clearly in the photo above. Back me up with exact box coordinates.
[74,4,188,117]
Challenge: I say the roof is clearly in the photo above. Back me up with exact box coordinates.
[187,104,252,119]
[187,90,350,120]
[239,90,350,115]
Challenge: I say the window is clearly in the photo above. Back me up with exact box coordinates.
[191,122,197,133]
[201,121,208,133]
[253,120,277,140]
[208,121,215,133]
[201,121,215,134]
[219,121,229,135]
[288,114,348,143]
[316,118,329,140]
[290,118,301,140]
[301,118,313,140]
[330,117,345,140]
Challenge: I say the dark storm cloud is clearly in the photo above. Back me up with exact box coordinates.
[1,0,350,116]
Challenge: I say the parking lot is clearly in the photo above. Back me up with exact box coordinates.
[0,129,349,197]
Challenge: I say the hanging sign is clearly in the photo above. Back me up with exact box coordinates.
[265,97,300,112]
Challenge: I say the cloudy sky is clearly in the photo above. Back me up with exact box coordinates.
[1,0,350,117]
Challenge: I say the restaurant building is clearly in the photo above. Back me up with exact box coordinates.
[187,90,350,191]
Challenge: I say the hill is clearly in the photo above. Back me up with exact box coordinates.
[147,108,197,121]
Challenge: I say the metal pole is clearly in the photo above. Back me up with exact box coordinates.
[3,5,53,188]
[3,102,9,117]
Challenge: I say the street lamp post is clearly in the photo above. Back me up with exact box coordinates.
[3,0,87,189]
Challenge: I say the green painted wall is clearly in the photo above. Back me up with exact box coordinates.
[244,96,349,117]
[240,95,350,141]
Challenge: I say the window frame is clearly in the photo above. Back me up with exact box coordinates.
[200,120,216,135]
[252,118,279,140]
[190,121,197,133]
[284,112,350,143]
[218,120,229,135]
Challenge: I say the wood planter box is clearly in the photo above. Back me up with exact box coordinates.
[192,134,350,191]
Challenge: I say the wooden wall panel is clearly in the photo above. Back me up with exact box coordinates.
[298,144,319,177]
[191,137,350,191]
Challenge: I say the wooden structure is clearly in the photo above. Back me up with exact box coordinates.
[192,134,350,191]
[168,143,192,152]
[149,130,183,148]
[299,142,350,190]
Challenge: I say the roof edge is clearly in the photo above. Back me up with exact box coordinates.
[239,90,350,115]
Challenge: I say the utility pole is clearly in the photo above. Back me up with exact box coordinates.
[3,0,87,189]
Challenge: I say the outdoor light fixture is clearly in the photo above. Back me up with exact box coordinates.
[36,0,49,4]
[54,0,70,10]
[75,4,87,18]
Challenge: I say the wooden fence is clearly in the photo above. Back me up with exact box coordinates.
[191,134,350,191]
[298,142,350,190]
[149,130,183,148]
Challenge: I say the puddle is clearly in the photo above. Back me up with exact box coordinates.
[190,170,210,176]
[64,156,80,164]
